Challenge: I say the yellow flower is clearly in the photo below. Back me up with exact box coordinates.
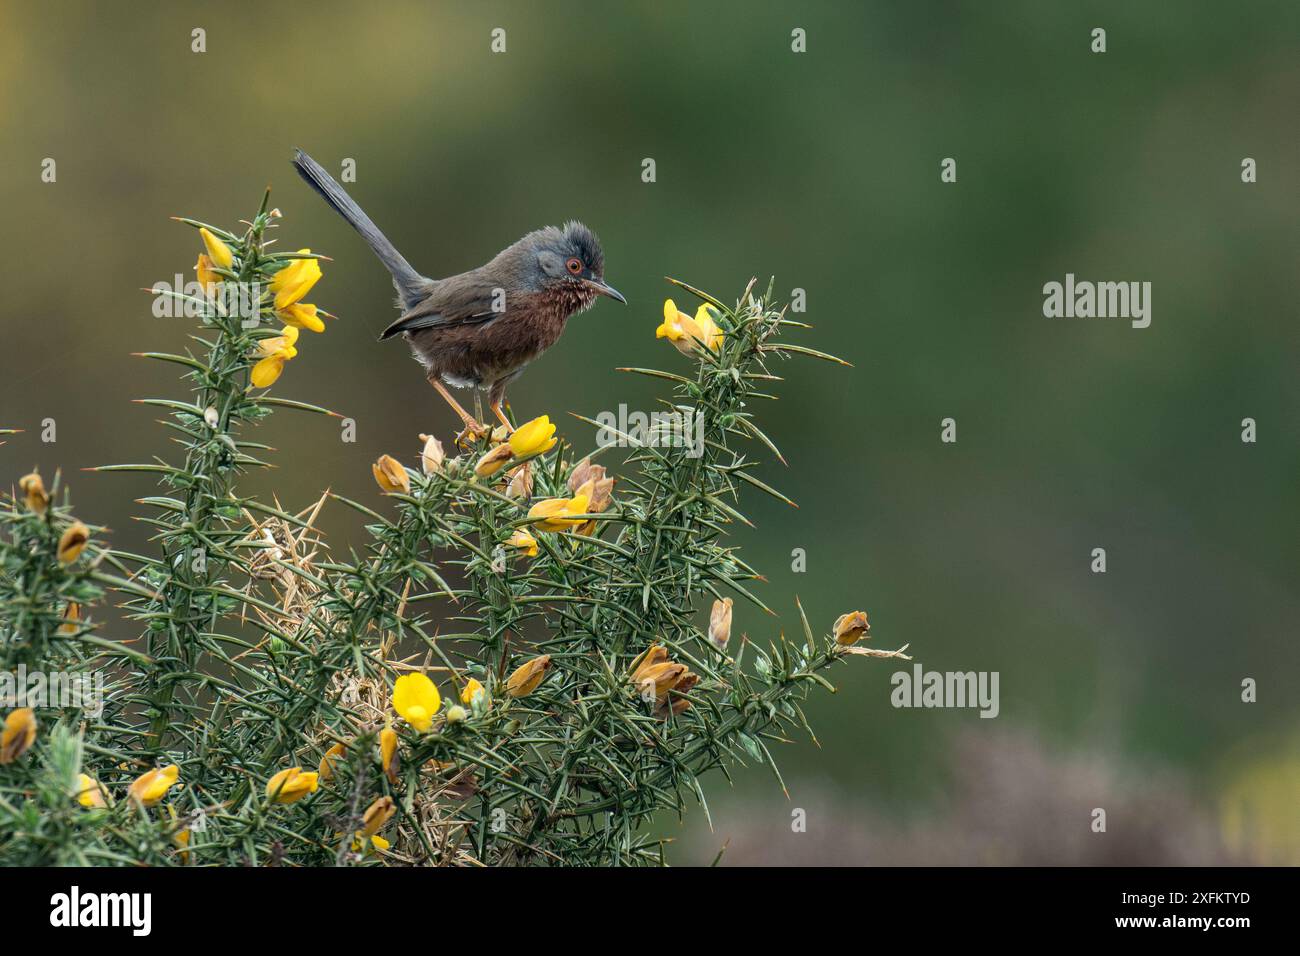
[572,472,615,536]
[419,433,445,475]
[195,253,222,293]
[833,611,870,646]
[656,299,723,354]
[270,250,322,311]
[508,415,557,457]
[445,705,467,725]
[474,443,514,478]
[0,708,37,764]
[505,655,552,698]
[380,726,400,784]
[266,766,320,804]
[259,325,300,356]
[19,471,48,515]
[507,528,538,557]
[526,493,589,532]
[392,672,441,732]
[277,301,326,333]
[128,764,180,807]
[318,741,346,783]
[708,597,733,651]
[369,834,391,852]
[460,678,487,706]
[362,795,395,837]
[75,773,106,808]
[250,348,294,388]
[57,521,90,564]
[372,454,410,494]
[199,227,234,269]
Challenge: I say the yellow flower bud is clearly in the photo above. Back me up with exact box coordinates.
[708,597,733,650]
[833,611,870,646]
[195,253,222,294]
[57,521,90,564]
[460,678,487,706]
[58,602,81,636]
[418,433,445,475]
[75,773,106,808]
[505,654,552,697]
[392,672,441,732]
[380,726,400,784]
[474,443,514,478]
[318,741,346,783]
[508,415,557,457]
[372,454,411,494]
[266,766,320,804]
[526,493,589,532]
[199,227,234,269]
[19,471,48,515]
[127,764,180,807]
[0,708,37,764]
[362,795,396,837]
[445,705,467,725]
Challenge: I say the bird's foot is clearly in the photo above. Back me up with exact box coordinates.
[454,419,490,448]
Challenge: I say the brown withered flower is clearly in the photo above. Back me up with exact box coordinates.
[505,655,552,697]
[57,521,90,564]
[418,433,445,475]
[654,671,699,719]
[372,454,410,494]
[361,795,395,837]
[833,610,870,646]
[708,597,733,651]
[19,472,48,515]
[505,461,533,499]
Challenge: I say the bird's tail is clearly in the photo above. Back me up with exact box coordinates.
[292,148,430,308]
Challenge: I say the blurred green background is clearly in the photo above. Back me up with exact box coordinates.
[1,0,1296,863]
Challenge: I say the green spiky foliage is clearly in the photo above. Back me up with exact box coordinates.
[0,201,908,866]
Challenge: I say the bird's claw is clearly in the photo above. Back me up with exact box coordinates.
[455,420,489,448]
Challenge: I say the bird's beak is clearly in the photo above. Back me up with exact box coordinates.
[587,277,627,304]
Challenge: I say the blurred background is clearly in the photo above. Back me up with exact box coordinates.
[0,1,1295,864]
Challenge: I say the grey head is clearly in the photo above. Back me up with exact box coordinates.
[498,221,626,308]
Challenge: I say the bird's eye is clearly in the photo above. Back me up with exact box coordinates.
[565,257,583,275]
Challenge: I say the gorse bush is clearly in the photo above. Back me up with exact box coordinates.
[0,196,909,866]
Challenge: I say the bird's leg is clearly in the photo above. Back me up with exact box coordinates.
[426,374,486,441]
[489,382,513,433]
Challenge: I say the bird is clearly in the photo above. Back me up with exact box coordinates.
[291,148,625,438]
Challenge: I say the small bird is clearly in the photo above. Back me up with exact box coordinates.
[292,148,625,436]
